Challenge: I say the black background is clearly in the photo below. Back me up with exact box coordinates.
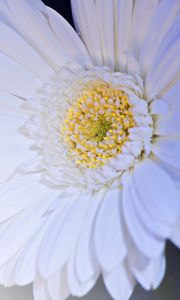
[42,0,74,26]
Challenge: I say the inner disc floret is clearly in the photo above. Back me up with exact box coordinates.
[61,79,135,169]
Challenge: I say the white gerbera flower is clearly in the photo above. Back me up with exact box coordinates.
[0,0,179,299]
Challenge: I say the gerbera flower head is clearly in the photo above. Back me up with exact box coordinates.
[0,0,179,299]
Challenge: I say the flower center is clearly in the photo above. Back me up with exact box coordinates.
[23,65,153,190]
[62,79,135,169]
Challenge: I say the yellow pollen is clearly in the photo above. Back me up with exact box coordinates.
[61,79,135,169]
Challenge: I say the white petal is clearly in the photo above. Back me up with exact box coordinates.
[0,142,34,185]
[125,223,166,290]
[0,114,26,136]
[130,0,159,62]
[132,256,166,290]
[103,263,135,300]
[0,105,28,137]
[0,93,29,128]
[38,192,92,278]
[122,178,165,258]
[15,218,53,286]
[158,160,180,190]
[162,81,180,110]
[0,176,57,266]
[145,38,180,99]
[67,252,98,297]
[46,7,92,67]
[38,197,75,277]
[47,267,70,300]
[0,91,37,182]
[75,191,104,283]
[70,0,103,65]
[0,265,6,285]
[146,15,180,79]
[126,238,150,289]
[129,181,171,238]
[134,159,179,224]
[0,53,42,97]
[5,0,70,69]
[140,0,179,78]
[150,99,170,116]
[95,0,115,69]
[155,109,180,137]
[0,175,46,223]
[0,251,22,287]
[0,136,31,151]
[0,21,54,81]
[116,0,134,73]
[127,0,159,76]
[95,188,126,272]
[0,0,15,28]
[152,137,180,170]
[33,276,51,300]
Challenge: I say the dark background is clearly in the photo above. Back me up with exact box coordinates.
[42,1,180,299]
[43,0,74,26]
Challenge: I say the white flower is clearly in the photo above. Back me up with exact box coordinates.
[0,0,179,300]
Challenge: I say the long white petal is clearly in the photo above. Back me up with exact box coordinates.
[47,267,70,300]
[5,0,70,69]
[95,0,115,69]
[145,38,180,99]
[33,276,51,300]
[130,0,159,61]
[0,21,54,81]
[129,181,171,238]
[38,192,92,278]
[38,197,75,278]
[67,252,99,297]
[132,255,166,290]
[0,91,43,183]
[15,218,54,286]
[116,0,134,73]
[46,7,92,67]
[152,137,180,171]
[133,159,179,224]
[103,262,135,300]
[161,82,180,110]
[0,53,42,97]
[140,0,179,78]
[122,179,165,258]
[0,175,46,223]
[155,109,180,137]
[0,176,57,267]
[70,0,103,65]
[95,188,126,272]
[75,191,104,283]
[0,251,23,287]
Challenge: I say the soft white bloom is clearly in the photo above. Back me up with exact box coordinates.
[0,0,179,299]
